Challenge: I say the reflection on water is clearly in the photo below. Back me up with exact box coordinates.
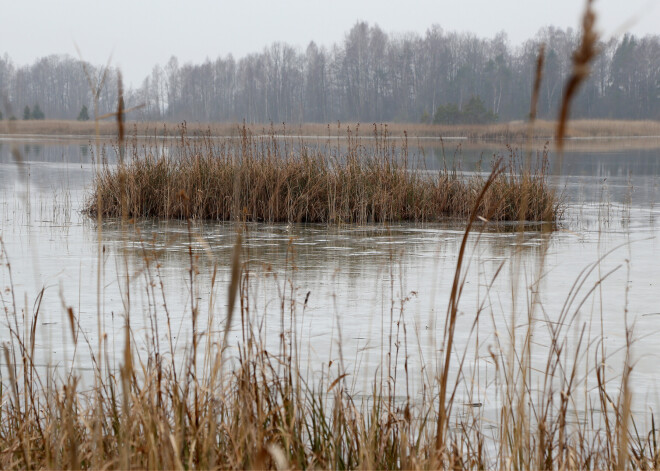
[0,137,659,415]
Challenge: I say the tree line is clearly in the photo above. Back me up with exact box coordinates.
[1,24,659,123]
[0,53,120,121]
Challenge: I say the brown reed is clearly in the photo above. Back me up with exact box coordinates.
[85,124,561,224]
[556,0,599,150]
[5,118,660,141]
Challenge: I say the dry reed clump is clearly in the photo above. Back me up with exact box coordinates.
[85,124,561,224]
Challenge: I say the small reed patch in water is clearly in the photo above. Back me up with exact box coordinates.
[85,124,562,224]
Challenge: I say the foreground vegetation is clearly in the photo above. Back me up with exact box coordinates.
[85,124,561,224]
[0,186,650,469]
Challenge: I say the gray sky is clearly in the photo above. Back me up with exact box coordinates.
[1,0,659,87]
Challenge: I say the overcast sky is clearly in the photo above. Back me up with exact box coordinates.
[1,0,658,87]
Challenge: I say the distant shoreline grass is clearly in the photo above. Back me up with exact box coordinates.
[85,125,561,224]
[4,118,660,141]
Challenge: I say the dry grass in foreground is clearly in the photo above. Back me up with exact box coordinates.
[0,181,651,470]
[85,124,561,224]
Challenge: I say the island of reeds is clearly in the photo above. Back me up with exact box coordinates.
[85,124,561,224]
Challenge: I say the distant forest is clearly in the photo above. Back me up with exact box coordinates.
[1,23,659,123]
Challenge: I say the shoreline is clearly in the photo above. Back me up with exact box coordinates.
[3,118,660,140]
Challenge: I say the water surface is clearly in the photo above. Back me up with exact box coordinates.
[1,136,659,418]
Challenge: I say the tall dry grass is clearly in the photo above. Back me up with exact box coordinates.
[85,124,561,224]
[0,193,653,470]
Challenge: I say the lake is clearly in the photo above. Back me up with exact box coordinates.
[1,134,659,422]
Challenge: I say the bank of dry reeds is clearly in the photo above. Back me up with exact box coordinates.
[5,119,660,141]
[85,124,560,224]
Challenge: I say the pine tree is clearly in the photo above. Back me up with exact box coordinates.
[23,106,31,120]
[31,104,45,120]
[433,103,461,125]
[462,96,496,124]
[77,105,90,121]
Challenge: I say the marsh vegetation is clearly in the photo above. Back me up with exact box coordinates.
[1,1,660,470]
[85,124,561,224]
